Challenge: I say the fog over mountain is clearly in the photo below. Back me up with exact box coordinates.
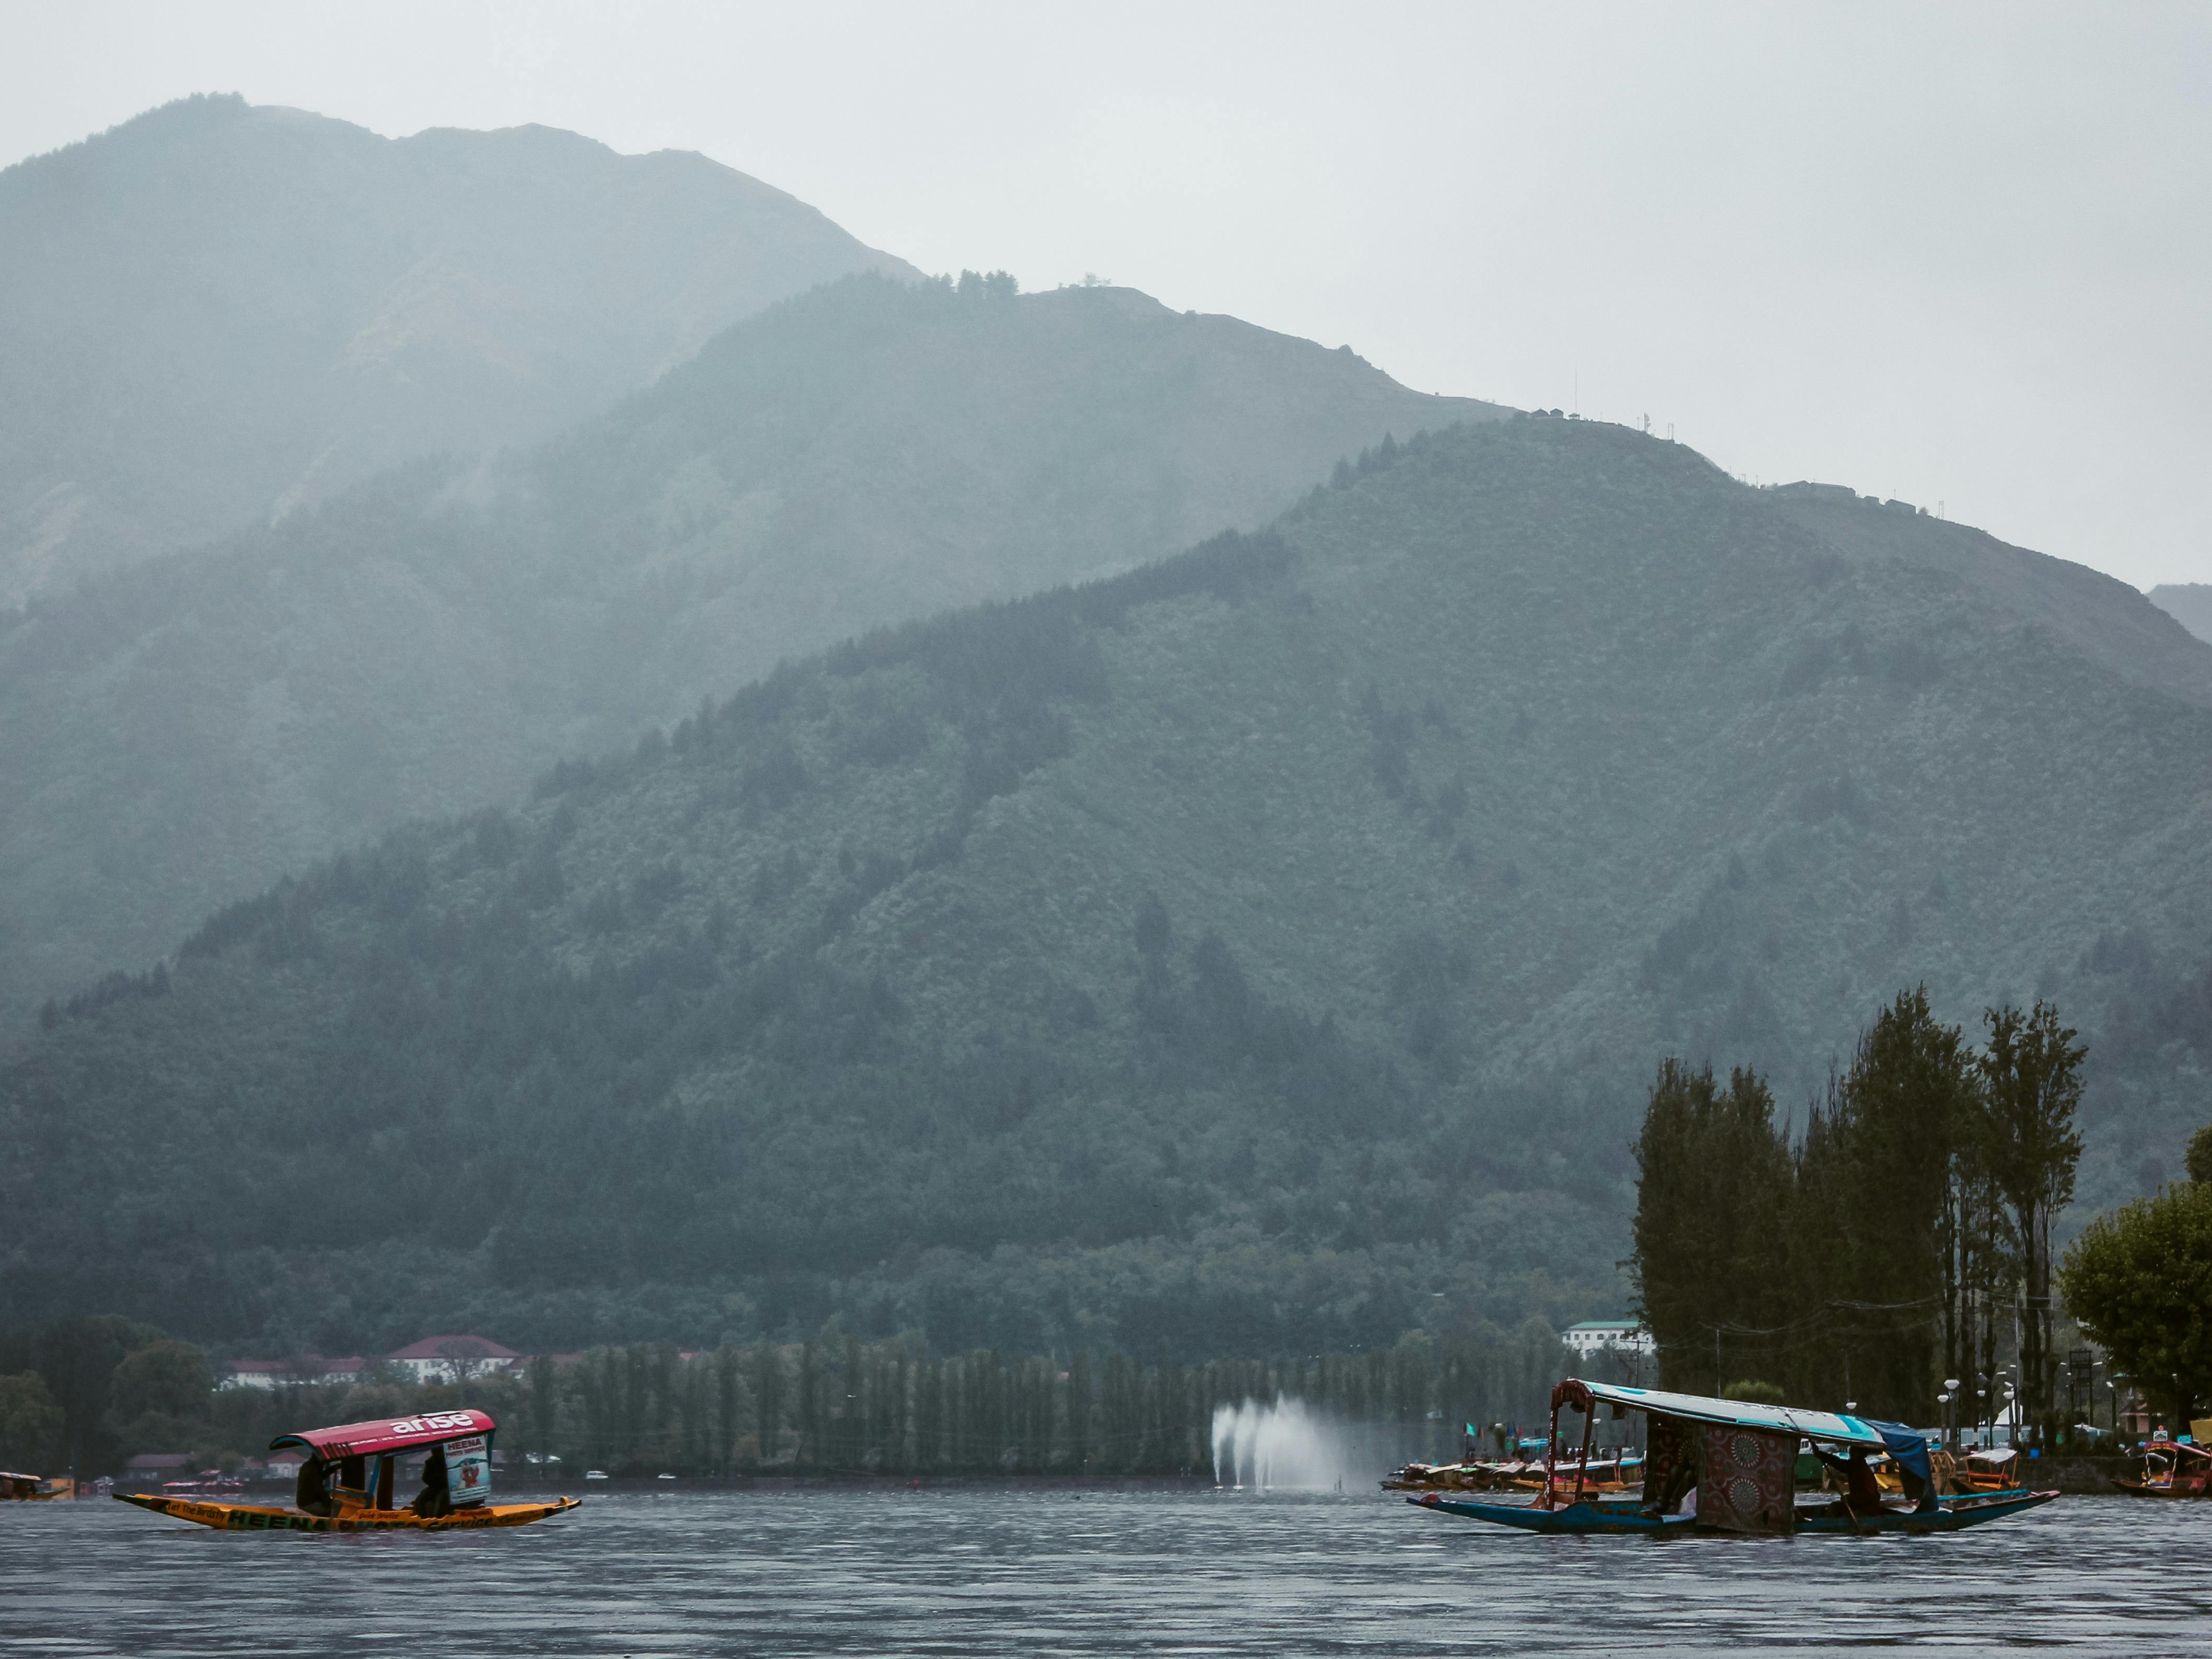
[2149,585,2212,647]
[0,93,912,608]
[0,270,1499,1032]
[8,415,2210,1355]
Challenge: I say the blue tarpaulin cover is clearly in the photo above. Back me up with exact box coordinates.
[1864,1420,1938,1513]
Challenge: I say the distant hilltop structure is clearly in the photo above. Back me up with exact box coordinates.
[217,1333,538,1390]
[1767,479,1930,514]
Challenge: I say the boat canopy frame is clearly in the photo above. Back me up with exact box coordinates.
[1555,1380,1887,1447]
[270,1408,496,1461]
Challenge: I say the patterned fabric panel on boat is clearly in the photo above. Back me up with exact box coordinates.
[1698,1423,1795,1535]
[1641,1415,1697,1514]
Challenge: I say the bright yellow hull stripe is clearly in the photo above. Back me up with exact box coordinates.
[113,1492,581,1531]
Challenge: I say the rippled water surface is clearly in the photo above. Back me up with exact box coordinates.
[6,1489,2210,1655]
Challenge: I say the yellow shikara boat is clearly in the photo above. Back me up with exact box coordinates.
[113,1407,580,1532]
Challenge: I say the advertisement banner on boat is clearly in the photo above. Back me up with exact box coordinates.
[446,1435,491,1506]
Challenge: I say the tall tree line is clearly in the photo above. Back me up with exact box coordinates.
[1632,990,2083,1436]
[504,1323,1567,1477]
[0,1320,1568,1478]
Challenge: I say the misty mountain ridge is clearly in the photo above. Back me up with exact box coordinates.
[0,91,912,607]
[10,414,2210,1357]
[0,271,1503,1030]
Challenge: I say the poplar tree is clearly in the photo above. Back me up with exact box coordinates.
[1631,1060,1792,1391]
[753,1343,786,1466]
[1812,989,1977,1419]
[1978,1002,2085,1445]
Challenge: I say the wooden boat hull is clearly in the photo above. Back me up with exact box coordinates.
[1793,1491,2058,1532]
[1411,1489,2057,1536]
[2111,1478,2212,1498]
[113,1492,581,1531]
[1409,1494,1697,1535]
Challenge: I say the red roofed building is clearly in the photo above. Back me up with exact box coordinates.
[385,1334,524,1383]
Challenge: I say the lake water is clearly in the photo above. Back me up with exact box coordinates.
[5,1488,2209,1655]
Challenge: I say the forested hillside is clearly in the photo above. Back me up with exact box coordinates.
[9,415,2211,1359]
[0,273,1500,1029]
[0,92,911,607]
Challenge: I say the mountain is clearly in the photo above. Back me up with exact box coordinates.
[0,93,913,607]
[9,415,2209,1357]
[2149,584,2212,646]
[0,273,1503,1031]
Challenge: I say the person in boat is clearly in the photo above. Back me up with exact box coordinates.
[1812,1444,1887,1514]
[295,1455,335,1518]
[1813,1427,1942,1518]
[1636,1415,1699,1517]
[411,1445,453,1518]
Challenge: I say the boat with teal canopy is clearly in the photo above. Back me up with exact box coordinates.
[1407,1378,2057,1537]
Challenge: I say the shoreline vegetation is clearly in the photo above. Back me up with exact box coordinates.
[1,1319,1577,1481]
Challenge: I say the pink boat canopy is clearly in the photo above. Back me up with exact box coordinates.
[269,1408,496,1460]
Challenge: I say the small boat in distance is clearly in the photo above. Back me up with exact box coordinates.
[113,1409,580,1532]
[2112,1437,2212,1498]
[1408,1379,2057,1537]
[1,1472,72,1501]
[1383,1453,1643,1494]
[1945,1445,2022,1493]
[160,1471,246,1500]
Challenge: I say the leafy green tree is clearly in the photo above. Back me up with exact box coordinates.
[106,1340,210,1425]
[0,1372,63,1472]
[1631,1060,1792,1392]
[1721,1379,1785,1405]
[104,1339,211,1456]
[2058,1183,2212,1426]
[0,1317,164,1475]
[1979,1002,2085,1443]
[2186,1122,2212,1185]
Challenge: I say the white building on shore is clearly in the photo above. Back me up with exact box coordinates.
[1563,1321,1655,1360]
[216,1334,527,1390]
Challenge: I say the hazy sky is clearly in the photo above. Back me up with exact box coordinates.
[4,1,2206,589]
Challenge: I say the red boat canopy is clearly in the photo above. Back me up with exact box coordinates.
[269,1408,496,1459]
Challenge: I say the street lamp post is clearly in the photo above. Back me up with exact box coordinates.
[1943,1379,1961,1451]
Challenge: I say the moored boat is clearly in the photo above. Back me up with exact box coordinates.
[2112,1437,2212,1498]
[1383,1452,1642,1494]
[1407,1379,2058,1538]
[161,1471,246,1500]
[1,1471,72,1501]
[1943,1445,2023,1494]
[113,1408,579,1532]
